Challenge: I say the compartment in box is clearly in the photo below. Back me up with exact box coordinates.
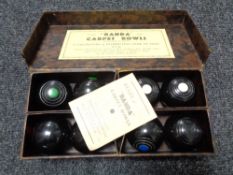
[119,70,207,108]
[119,110,214,156]
[22,113,118,158]
[28,71,115,111]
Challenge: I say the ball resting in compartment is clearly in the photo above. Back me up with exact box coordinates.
[164,116,204,151]
[73,77,101,98]
[127,119,164,153]
[39,80,70,107]
[137,77,160,104]
[161,77,195,106]
[32,119,71,154]
[71,123,90,153]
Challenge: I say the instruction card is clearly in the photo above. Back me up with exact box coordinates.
[69,73,157,151]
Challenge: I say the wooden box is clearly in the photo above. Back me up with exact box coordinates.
[21,10,215,159]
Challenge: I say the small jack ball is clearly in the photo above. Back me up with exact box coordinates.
[73,77,100,98]
[161,77,195,106]
[71,123,89,153]
[164,116,204,151]
[32,119,71,154]
[127,119,164,153]
[137,77,160,103]
[39,80,69,107]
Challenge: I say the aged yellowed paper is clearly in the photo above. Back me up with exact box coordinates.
[69,73,157,151]
[59,29,175,60]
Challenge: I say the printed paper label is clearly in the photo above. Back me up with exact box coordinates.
[59,29,175,60]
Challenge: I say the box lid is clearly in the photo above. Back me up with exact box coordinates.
[22,10,210,72]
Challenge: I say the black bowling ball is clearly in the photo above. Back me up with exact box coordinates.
[137,77,160,104]
[127,119,164,153]
[73,77,101,98]
[32,119,71,154]
[39,80,71,107]
[71,123,89,153]
[164,116,204,151]
[161,77,195,106]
